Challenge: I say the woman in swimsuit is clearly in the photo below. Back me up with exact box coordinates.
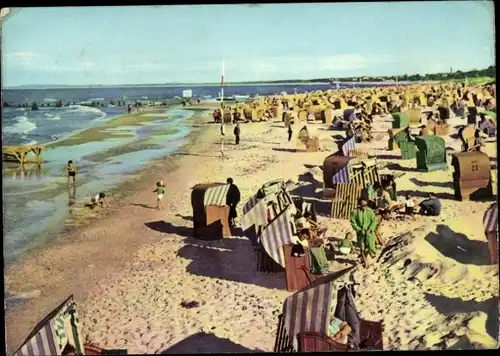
[62,160,78,186]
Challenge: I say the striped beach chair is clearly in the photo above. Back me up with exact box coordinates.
[341,136,356,157]
[192,183,232,239]
[274,266,383,352]
[12,296,89,356]
[260,208,295,269]
[483,202,498,265]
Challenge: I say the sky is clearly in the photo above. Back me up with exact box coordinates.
[2,2,495,87]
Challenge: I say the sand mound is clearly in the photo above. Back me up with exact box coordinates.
[352,226,499,350]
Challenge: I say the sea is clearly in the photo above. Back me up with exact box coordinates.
[2,82,397,264]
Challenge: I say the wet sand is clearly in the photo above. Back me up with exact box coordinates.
[5,111,499,353]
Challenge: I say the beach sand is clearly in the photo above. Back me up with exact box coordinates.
[4,110,498,353]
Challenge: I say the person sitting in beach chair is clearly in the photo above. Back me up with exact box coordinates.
[89,192,110,208]
[376,182,403,219]
[327,315,352,345]
[478,113,496,138]
[474,127,488,149]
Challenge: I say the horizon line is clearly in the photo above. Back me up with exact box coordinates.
[3,65,494,90]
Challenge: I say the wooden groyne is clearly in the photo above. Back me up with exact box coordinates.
[3,145,45,164]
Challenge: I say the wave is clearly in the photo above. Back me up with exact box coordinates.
[44,113,61,121]
[43,98,58,102]
[88,97,105,101]
[4,116,37,135]
[66,104,107,120]
[67,105,104,114]
[15,108,27,111]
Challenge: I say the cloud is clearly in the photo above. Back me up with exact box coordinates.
[6,52,41,67]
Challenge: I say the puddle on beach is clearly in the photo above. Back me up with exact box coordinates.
[3,108,197,264]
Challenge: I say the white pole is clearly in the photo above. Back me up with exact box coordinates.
[221,59,225,157]
[221,60,225,107]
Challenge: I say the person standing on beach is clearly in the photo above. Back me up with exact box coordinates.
[350,198,377,267]
[288,123,293,142]
[234,123,241,145]
[226,178,241,227]
[153,181,165,210]
[128,104,132,114]
[220,122,226,156]
[62,160,78,187]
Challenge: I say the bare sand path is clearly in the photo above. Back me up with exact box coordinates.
[5,113,499,353]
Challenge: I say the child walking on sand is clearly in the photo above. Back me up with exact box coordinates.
[153,181,165,210]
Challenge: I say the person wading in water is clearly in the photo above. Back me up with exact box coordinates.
[62,160,79,187]
[234,123,241,145]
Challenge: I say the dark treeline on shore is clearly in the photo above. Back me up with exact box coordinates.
[239,66,496,84]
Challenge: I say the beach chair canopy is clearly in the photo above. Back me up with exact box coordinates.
[483,202,498,234]
[282,266,357,346]
[240,180,293,231]
[13,295,84,356]
[203,183,230,207]
[260,206,296,267]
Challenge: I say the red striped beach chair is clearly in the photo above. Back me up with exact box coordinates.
[483,202,498,265]
[274,267,384,352]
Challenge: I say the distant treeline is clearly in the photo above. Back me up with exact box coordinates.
[228,65,496,84]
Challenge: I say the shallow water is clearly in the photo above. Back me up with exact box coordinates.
[2,108,207,263]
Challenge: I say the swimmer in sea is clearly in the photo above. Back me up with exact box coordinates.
[62,160,78,187]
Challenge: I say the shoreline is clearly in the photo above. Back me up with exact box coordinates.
[2,106,213,264]
[4,107,220,353]
[4,106,212,266]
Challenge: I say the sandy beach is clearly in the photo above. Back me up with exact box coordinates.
[4,105,499,353]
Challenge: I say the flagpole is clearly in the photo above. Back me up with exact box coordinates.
[220,59,225,157]
[221,60,225,108]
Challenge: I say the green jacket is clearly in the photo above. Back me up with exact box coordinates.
[350,207,377,238]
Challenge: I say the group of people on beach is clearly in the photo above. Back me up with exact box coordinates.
[62,160,110,209]
[62,159,166,210]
